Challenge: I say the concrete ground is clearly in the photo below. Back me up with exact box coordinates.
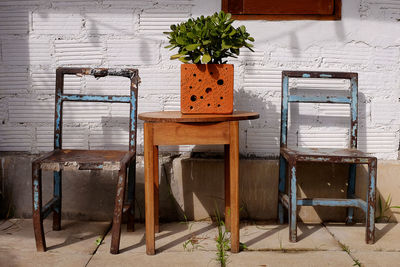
[1,219,399,267]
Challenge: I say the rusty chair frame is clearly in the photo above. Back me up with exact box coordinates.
[278,71,377,244]
[32,67,139,254]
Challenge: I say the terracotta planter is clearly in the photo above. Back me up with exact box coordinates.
[181,64,233,114]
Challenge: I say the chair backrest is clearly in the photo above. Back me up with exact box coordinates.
[55,67,140,153]
[280,71,358,149]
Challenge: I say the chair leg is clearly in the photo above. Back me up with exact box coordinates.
[346,164,356,225]
[366,159,377,244]
[32,163,46,252]
[53,171,62,231]
[127,159,136,232]
[110,167,127,254]
[278,155,287,224]
[288,159,297,242]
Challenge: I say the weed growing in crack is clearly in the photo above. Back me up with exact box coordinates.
[353,259,362,267]
[215,208,230,267]
[183,235,204,252]
[376,194,400,223]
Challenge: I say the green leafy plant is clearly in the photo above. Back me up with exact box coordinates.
[164,10,254,64]
[376,194,400,222]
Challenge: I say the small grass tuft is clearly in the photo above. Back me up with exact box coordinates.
[215,208,230,267]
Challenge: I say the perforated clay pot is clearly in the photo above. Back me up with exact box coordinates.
[181,64,233,114]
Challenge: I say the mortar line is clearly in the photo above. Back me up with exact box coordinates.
[84,221,112,267]
[322,223,363,267]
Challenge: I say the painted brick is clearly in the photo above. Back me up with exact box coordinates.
[358,71,398,97]
[137,96,163,117]
[84,11,135,35]
[246,127,280,155]
[358,128,398,154]
[31,70,82,95]
[0,67,28,95]
[2,38,52,66]
[270,46,321,68]
[0,9,29,35]
[243,67,281,93]
[8,98,54,123]
[287,126,349,149]
[51,0,100,8]
[0,100,6,123]
[139,9,190,35]
[106,39,160,65]
[139,68,180,95]
[102,0,149,8]
[32,12,82,34]
[371,101,400,125]
[321,43,371,68]
[89,126,129,150]
[0,126,32,151]
[63,102,110,123]
[36,125,88,151]
[361,0,400,20]
[238,49,265,65]
[162,95,180,111]
[109,103,130,124]
[55,40,103,66]
[372,47,399,70]
[84,75,131,95]
[0,1,39,6]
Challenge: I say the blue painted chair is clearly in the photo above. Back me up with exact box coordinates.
[278,71,377,244]
[32,67,139,254]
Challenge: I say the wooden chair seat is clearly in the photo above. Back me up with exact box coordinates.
[36,149,134,171]
[281,147,375,164]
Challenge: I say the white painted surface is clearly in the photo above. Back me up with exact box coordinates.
[0,0,398,159]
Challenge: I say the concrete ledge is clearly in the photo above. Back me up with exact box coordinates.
[1,152,399,222]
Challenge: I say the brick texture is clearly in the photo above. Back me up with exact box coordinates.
[0,0,398,159]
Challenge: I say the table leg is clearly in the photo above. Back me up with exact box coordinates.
[154,145,159,233]
[144,123,155,255]
[229,121,240,253]
[224,144,231,232]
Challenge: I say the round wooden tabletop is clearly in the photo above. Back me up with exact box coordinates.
[138,111,259,122]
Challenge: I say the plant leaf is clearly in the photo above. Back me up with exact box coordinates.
[185,43,200,51]
[202,53,211,63]
[170,54,182,60]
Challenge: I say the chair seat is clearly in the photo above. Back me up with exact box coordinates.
[35,149,134,171]
[281,147,376,164]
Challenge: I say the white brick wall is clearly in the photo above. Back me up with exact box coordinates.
[0,0,399,160]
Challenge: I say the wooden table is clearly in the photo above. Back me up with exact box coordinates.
[139,111,259,255]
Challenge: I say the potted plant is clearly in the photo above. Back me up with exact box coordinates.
[164,11,254,114]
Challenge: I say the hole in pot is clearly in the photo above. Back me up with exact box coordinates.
[200,96,203,99]
[205,87,212,93]
[190,95,197,102]
[198,79,202,82]
[190,106,193,109]
[193,73,196,77]
[189,86,192,89]
[220,96,223,100]
[217,79,224,85]
[217,104,221,107]
[207,103,210,107]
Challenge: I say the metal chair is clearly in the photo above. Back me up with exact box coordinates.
[32,67,139,254]
[278,71,377,244]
